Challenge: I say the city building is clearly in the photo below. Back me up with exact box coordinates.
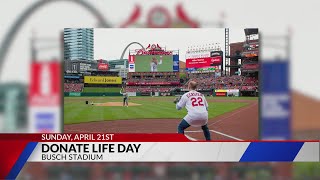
[108,59,128,69]
[64,28,94,61]
[108,59,129,78]
[0,83,27,132]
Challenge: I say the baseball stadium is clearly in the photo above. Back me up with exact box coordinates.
[63,29,259,141]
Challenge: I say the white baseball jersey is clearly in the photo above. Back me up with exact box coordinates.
[150,62,157,72]
[150,59,162,72]
[176,90,209,127]
[120,90,128,98]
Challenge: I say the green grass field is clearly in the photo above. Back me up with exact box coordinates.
[135,55,173,72]
[83,87,121,93]
[293,163,320,179]
[64,96,256,124]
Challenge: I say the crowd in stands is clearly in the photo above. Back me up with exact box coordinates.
[183,72,259,91]
[127,77,179,83]
[126,86,175,93]
[214,76,242,89]
[64,79,84,92]
[64,83,84,92]
[242,76,258,86]
[185,73,245,90]
[127,72,179,83]
[186,72,215,90]
[126,72,179,92]
[241,76,258,91]
[125,71,259,93]
[241,86,257,91]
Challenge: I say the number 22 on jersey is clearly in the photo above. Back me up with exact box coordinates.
[191,97,204,107]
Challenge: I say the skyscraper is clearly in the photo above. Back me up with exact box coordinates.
[64,28,94,61]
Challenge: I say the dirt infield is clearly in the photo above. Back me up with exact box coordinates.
[64,99,259,141]
[93,102,141,107]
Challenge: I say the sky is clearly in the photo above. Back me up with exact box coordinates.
[0,0,319,99]
[94,28,245,62]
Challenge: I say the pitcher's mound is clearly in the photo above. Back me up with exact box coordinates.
[93,102,141,107]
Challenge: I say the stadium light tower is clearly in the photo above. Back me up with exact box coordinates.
[261,27,291,60]
[260,27,292,140]
[30,31,61,62]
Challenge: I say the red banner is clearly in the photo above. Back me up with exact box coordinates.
[127,82,180,85]
[29,62,60,106]
[215,92,226,96]
[128,55,135,64]
[98,63,109,70]
[186,57,222,68]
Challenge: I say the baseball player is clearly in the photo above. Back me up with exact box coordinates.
[120,88,129,107]
[174,81,211,140]
[150,56,162,72]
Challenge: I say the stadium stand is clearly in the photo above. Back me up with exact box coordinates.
[184,72,246,90]
[242,63,259,70]
[64,83,84,92]
[126,86,176,93]
[126,72,180,93]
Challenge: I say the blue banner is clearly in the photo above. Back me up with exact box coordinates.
[173,55,179,72]
[261,61,291,140]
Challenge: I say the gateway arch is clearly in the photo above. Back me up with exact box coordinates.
[0,0,111,76]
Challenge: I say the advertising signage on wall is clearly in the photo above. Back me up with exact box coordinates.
[185,50,223,72]
[211,51,223,57]
[186,56,222,68]
[98,63,109,70]
[84,76,122,84]
[80,63,94,71]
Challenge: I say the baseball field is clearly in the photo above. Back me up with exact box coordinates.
[64,96,259,140]
[134,55,173,72]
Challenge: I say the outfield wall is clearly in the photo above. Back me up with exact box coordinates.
[64,92,171,97]
[65,92,123,97]
[64,89,240,97]
[213,89,240,97]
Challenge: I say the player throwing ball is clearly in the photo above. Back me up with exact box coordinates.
[174,81,211,141]
[150,56,162,72]
[120,88,129,107]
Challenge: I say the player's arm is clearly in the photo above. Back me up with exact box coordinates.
[120,89,123,95]
[176,95,187,110]
[159,56,163,65]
